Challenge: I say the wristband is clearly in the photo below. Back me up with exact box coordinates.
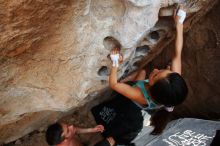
[110,54,119,67]
[165,106,174,112]
[177,9,186,24]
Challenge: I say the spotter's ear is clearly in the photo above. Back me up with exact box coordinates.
[61,138,68,144]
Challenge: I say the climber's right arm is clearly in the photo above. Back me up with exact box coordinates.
[109,49,147,105]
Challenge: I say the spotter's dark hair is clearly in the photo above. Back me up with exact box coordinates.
[46,123,64,145]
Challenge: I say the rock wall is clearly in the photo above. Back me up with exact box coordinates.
[0,0,217,144]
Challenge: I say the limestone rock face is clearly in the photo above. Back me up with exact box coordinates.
[0,0,215,144]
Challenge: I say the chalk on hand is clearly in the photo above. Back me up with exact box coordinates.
[177,9,186,24]
[110,54,119,67]
[165,106,174,112]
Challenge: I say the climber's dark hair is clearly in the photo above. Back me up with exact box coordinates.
[46,122,64,145]
[150,108,172,135]
[150,72,188,106]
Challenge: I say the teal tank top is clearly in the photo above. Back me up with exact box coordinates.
[133,80,163,110]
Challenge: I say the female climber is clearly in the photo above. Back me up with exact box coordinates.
[109,7,187,111]
[92,7,188,146]
[109,7,188,134]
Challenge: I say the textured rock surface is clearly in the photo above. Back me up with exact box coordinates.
[0,0,217,144]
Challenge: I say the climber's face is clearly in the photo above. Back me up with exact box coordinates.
[149,69,172,86]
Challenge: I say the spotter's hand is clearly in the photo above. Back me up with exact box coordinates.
[93,125,105,133]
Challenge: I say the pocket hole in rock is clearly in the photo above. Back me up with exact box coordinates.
[133,61,139,67]
[130,61,139,70]
[98,66,110,76]
[135,45,150,57]
[103,36,121,50]
[124,68,130,75]
[150,31,160,41]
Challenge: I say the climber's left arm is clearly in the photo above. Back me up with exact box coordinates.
[171,9,185,75]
